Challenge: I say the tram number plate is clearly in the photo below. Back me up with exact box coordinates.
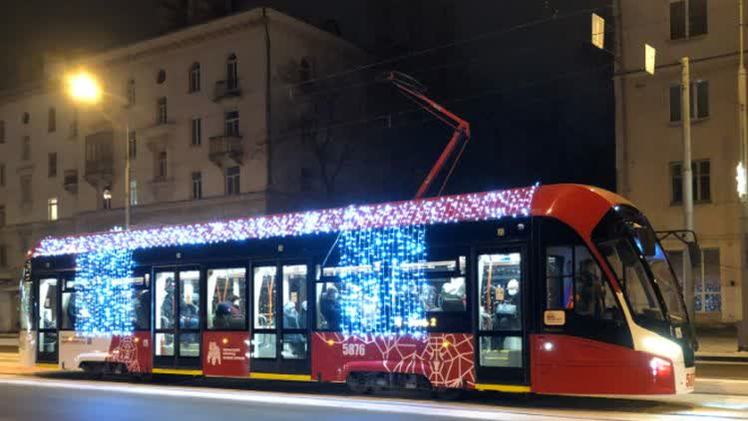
[686,372,695,388]
[342,343,366,357]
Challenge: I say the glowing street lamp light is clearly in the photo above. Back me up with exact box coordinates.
[66,72,101,104]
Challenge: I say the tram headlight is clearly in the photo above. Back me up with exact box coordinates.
[642,335,681,361]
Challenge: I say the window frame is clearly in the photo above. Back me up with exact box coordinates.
[670,0,708,40]
[191,171,202,199]
[225,166,240,195]
[157,97,168,125]
[48,108,56,133]
[48,153,57,178]
[191,118,202,146]
[669,80,709,123]
[189,62,201,93]
[205,265,248,331]
[670,159,711,204]
[47,197,58,221]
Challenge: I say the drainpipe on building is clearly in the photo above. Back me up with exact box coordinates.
[681,57,696,320]
[263,8,273,193]
[737,0,748,351]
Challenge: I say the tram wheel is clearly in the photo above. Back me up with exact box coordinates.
[346,373,372,394]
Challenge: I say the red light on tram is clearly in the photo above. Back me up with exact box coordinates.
[649,357,672,378]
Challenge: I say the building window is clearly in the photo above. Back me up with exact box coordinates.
[47,198,58,221]
[225,166,240,195]
[192,172,202,199]
[670,0,707,40]
[225,111,239,136]
[0,245,6,268]
[22,112,29,125]
[126,79,136,105]
[20,175,32,205]
[156,69,166,85]
[0,120,4,143]
[670,80,709,122]
[227,53,238,90]
[102,187,112,210]
[191,118,202,146]
[130,179,138,206]
[189,62,200,93]
[667,248,721,313]
[157,97,168,124]
[21,136,30,160]
[671,159,710,204]
[0,205,5,227]
[48,108,56,132]
[0,163,5,187]
[48,153,57,178]
[128,131,137,159]
[156,151,168,179]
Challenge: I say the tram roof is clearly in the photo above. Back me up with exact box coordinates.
[32,184,630,257]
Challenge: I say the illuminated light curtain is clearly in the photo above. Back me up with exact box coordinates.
[74,249,135,336]
[338,225,427,337]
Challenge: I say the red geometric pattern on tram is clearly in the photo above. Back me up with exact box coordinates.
[312,332,474,388]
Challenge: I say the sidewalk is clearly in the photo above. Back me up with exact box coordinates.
[695,325,748,360]
[0,352,57,375]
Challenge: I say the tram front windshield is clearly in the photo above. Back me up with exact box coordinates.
[593,206,690,336]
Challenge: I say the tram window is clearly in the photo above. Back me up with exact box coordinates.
[478,253,522,332]
[252,333,276,358]
[316,282,341,330]
[155,272,176,329]
[179,271,201,329]
[39,278,58,329]
[207,268,246,330]
[546,245,621,321]
[61,291,78,330]
[180,332,200,357]
[155,333,174,356]
[254,266,277,329]
[422,277,466,312]
[133,289,150,330]
[282,265,307,329]
[282,334,307,359]
[38,332,58,354]
[479,336,522,368]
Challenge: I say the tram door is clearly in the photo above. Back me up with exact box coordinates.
[474,247,528,385]
[153,267,202,369]
[37,276,60,363]
[250,261,310,375]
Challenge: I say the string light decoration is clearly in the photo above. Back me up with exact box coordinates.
[74,249,135,336]
[338,225,428,337]
[33,186,537,257]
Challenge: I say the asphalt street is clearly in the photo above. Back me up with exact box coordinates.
[1,373,747,421]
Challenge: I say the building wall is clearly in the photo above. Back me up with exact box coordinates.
[0,8,366,330]
[616,0,743,323]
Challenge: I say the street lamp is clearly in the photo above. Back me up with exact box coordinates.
[65,70,131,230]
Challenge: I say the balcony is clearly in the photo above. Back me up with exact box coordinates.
[140,120,176,142]
[63,170,78,194]
[209,135,244,167]
[84,158,113,187]
[214,80,241,102]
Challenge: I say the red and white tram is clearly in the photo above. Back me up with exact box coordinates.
[19,184,696,395]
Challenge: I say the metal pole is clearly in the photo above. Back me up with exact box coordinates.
[124,121,131,230]
[682,57,695,320]
[737,0,748,351]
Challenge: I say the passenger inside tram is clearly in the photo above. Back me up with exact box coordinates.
[318,285,341,331]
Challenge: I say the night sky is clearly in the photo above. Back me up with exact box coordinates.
[1,0,615,205]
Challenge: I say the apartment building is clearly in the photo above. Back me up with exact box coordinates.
[0,8,366,330]
[615,0,741,323]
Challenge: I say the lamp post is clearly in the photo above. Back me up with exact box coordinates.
[66,71,131,230]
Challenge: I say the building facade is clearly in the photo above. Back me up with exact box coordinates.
[0,8,366,331]
[615,0,742,323]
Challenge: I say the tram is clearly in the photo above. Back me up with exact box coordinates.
[19,184,696,395]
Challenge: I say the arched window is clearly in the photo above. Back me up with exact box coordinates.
[126,79,136,106]
[48,108,56,132]
[189,62,200,93]
[226,54,238,90]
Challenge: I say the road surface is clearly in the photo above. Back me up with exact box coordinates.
[1,373,747,421]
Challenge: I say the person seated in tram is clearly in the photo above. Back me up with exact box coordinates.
[319,285,341,331]
[161,277,175,329]
[576,259,604,318]
[215,295,242,329]
[181,284,199,329]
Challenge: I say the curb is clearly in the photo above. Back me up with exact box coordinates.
[696,378,748,396]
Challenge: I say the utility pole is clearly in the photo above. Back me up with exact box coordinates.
[737,0,748,351]
[681,57,696,320]
[124,122,131,230]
